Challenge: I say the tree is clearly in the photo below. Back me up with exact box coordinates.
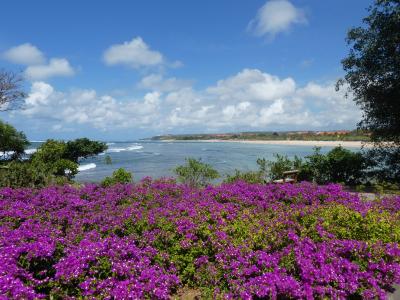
[339,0,400,183]
[0,70,26,111]
[31,139,78,177]
[0,120,30,160]
[174,158,219,187]
[64,138,107,163]
[31,138,106,178]
[339,0,400,144]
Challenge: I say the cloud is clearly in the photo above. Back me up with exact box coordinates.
[207,69,296,102]
[20,69,360,134]
[24,58,75,80]
[248,0,307,38]
[22,82,162,129]
[138,74,193,92]
[2,43,46,65]
[103,37,164,68]
[3,43,75,80]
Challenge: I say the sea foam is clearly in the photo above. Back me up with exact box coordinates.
[78,163,97,171]
[107,144,143,153]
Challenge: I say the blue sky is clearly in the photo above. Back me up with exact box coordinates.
[0,0,372,140]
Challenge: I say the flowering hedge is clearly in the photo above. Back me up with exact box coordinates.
[1,180,400,299]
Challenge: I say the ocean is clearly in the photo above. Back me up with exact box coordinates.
[24,141,362,183]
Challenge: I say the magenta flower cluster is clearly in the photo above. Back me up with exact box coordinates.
[1,179,399,299]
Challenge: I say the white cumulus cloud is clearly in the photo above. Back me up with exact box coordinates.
[2,43,46,65]
[103,37,164,69]
[138,74,193,92]
[248,0,307,38]
[2,43,75,80]
[207,69,296,102]
[25,58,75,80]
[19,69,360,134]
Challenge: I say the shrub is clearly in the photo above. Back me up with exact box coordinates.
[224,170,265,184]
[0,161,51,188]
[261,146,367,185]
[325,146,366,185]
[174,158,219,187]
[267,154,304,181]
[225,159,268,184]
[101,168,133,187]
[1,181,400,299]
[31,140,77,178]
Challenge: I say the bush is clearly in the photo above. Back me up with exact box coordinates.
[101,168,133,187]
[1,181,400,299]
[302,146,366,185]
[31,140,78,178]
[260,146,367,185]
[225,170,265,184]
[325,146,366,185]
[174,158,219,187]
[0,161,51,188]
[225,158,268,184]
[267,154,304,181]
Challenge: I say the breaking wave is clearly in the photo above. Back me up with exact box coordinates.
[78,163,97,172]
[106,144,143,153]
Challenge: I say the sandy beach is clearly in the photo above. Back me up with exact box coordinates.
[162,139,372,148]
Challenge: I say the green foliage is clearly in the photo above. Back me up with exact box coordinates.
[31,138,106,179]
[356,181,400,194]
[300,147,328,183]
[224,170,265,184]
[0,120,29,160]
[301,146,366,185]
[0,135,104,187]
[174,158,219,187]
[224,159,268,184]
[255,146,366,185]
[0,161,51,188]
[298,204,400,243]
[340,0,400,145]
[31,140,78,178]
[339,1,400,183]
[31,140,66,163]
[266,154,304,181]
[101,168,133,187]
[325,146,365,185]
[64,138,107,163]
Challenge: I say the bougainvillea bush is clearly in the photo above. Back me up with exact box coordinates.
[1,180,400,299]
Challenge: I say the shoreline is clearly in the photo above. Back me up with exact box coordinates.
[161,139,372,148]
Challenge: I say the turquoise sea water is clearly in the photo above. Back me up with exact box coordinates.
[27,140,358,183]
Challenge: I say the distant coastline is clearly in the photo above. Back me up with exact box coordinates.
[161,139,371,148]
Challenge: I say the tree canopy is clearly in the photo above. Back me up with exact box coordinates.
[31,138,107,178]
[174,158,219,187]
[0,120,30,160]
[64,138,107,163]
[340,0,400,144]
